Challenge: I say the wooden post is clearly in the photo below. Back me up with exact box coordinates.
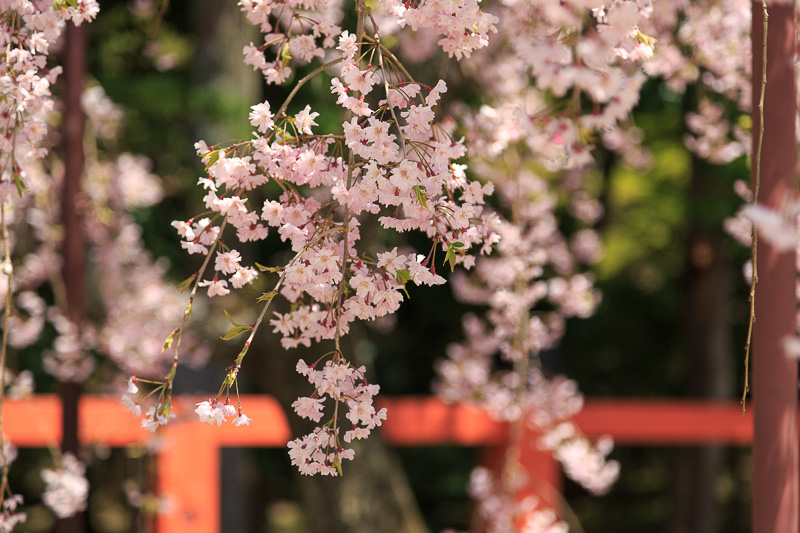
[58,20,87,533]
[751,3,799,533]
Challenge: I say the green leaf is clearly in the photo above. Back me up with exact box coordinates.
[176,274,197,293]
[162,330,176,353]
[395,269,411,285]
[394,269,412,298]
[332,458,343,476]
[280,43,292,67]
[221,325,252,341]
[255,262,281,273]
[413,185,428,209]
[443,242,467,273]
[204,149,222,171]
[257,290,278,302]
[12,173,26,197]
[444,248,457,272]
[342,278,354,297]
[224,309,242,327]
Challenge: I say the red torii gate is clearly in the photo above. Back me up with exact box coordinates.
[4,395,752,532]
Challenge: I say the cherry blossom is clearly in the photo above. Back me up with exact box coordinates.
[41,453,89,519]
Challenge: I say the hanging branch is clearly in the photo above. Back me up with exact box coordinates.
[742,0,768,414]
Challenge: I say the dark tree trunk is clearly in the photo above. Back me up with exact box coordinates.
[667,143,734,532]
[58,20,87,533]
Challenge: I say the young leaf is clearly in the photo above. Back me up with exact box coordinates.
[395,269,412,285]
[162,330,176,353]
[12,173,26,197]
[221,325,252,341]
[176,274,197,293]
[280,43,292,67]
[394,269,412,298]
[255,262,281,273]
[224,309,243,327]
[444,247,457,272]
[204,149,222,171]
[257,291,278,302]
[413,185,428,209]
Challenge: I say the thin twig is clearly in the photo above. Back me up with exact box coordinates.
[166,218,228,396]
[231,229,339,371]
[333,0,368,353]
[377,35,406,158]
[276,57,345,119]
[742,0,768,414]
[149,0,170,40]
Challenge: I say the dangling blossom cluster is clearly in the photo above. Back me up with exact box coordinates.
[430,0,661,525]
[122,376,176,432]
[155,0,499,476]
[0,0,98,200]
[527,370,620,495]
[239,0,344,85]
[1,1,99,524]
[2,82,208,385]
[386,0,499,60]
[289,357,386,475]
[195,399,252,427]
[643,0,753,162]
[0,438,24,532]
[41,453,89,519]
[457,465,569,533]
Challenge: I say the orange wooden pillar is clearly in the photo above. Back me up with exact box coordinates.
[158,424,220,532]
[751,3,799,533]
[518,424,561,519]
[155,396,291,532]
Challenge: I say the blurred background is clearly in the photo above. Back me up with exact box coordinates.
[6,1,755,532]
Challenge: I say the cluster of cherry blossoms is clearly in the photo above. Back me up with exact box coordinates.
[158,0,499,476]
[195,399,252,427]
[239,0,344,85]
[288,357,386,475]
[0,0,98,200]
[425,0,661,525]
[3,82,208,384]
[0,439,23,532]
[643,0,752,163]
[41,452,89,519]
[0,2,99,527]
[386,0,498,60]
[451,465,568,533]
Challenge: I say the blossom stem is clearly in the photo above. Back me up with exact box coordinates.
[276,57,345,119]
[363,36,416,84]
[377,36,406,158]
[233,228,340,371]
[167,218,229,397]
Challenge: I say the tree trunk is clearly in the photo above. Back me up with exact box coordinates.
[667,150,734,533]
